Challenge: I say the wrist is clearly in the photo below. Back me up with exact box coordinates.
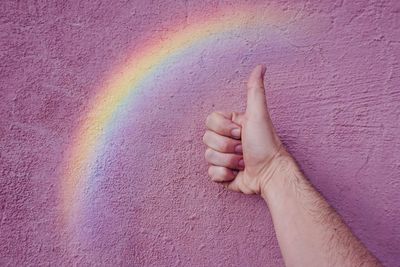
[259,151,299,201]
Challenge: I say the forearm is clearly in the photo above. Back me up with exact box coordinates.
[261,154,381,267]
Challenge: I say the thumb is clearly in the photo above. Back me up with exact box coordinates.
[246,65,268,119]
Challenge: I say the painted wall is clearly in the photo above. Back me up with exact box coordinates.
[1,0,399,266]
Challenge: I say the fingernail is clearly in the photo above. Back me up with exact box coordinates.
[235,144,243,153]
[238,159,245,168]
[231,128,241,139]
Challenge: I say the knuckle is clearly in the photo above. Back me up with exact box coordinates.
[208,168,219,182]
[205,114,212,126]
[202,132,208,144]
[204,148,214,161]
[208,166,214,177]
[205,112,217,126]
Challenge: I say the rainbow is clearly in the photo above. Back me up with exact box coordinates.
[61,6,295,230]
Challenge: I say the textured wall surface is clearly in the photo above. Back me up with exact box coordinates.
[1,0,399,266]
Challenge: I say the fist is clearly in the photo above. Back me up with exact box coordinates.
[203,65,290,194]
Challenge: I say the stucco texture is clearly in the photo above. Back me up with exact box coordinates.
[1,0,399,266]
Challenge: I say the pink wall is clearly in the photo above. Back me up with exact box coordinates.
[1,0,399,266]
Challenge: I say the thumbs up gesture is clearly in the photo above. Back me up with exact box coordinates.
[203,65,292,195]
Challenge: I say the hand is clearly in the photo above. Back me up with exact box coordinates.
[203,65,292,194]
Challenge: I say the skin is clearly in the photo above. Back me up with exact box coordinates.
[203,65,382,267]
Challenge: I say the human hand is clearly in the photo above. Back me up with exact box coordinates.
[203,65,293,195]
